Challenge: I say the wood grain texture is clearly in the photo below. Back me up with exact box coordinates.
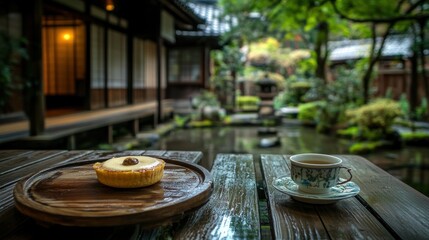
[340,155,429,239]
[0,151,94,239]
[173,154,260,240]
[0,150,33,162]
[0,151,92,189]
[261,154,394,239]
[13,157,212,227]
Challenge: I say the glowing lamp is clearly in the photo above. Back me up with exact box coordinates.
[106,0,115,11]
[63,33,71,41]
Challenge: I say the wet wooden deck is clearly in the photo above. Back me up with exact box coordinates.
[1,151,429,239]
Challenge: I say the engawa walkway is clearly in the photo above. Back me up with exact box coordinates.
[0,100,173,146]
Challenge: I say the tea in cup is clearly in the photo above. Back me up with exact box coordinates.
[289,153,352,194]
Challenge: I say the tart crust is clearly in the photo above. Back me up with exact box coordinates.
[93,156,165,188]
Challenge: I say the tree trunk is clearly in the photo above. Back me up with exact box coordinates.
[315,21,329,81]
[362,23,394,103]
[410,52,419,119]
[231,70,237,111]
[418,19,429,102]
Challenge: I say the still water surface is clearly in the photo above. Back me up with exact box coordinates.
[148,125,429,196]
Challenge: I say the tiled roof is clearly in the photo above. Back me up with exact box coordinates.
[329,35,412,61]
[176,2,234,37]
[172,0,205,25]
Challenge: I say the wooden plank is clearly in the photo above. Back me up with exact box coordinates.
[0,151,95,239]
[0,151,145,239]
[0,151,66,179]
[135,150,203,239]
[0,150,202,240]
[261,154,393,239]
[173,154,260,239]
[0,150,33,162]
[0,151,97,188]
[340,155,429,239]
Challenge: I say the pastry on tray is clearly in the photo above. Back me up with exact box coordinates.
[93,156,165,188]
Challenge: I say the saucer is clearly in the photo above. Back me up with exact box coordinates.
[272,176,360,204]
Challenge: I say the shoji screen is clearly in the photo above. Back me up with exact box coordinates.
[90,23,105,109]
[107,29,127,107]
[133,38,145,103]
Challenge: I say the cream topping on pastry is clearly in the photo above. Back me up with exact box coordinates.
[102,156,161,171]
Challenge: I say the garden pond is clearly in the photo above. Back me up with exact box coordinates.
[147,124,429,196]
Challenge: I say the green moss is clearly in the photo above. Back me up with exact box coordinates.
[174,115,190,128]
[400,131,429,142]
[188,120,213,128]
[290,81,311,89]
[349,141,385,154]
[262,119,277,126]
[337,126,360,139]
[237,96,261,112]
[223,115,232,125]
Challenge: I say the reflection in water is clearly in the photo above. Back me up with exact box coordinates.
[148,126,429,196]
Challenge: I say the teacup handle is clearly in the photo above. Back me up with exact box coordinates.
[338,167,353,185]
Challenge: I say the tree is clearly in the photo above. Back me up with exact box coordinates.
[329,0,429,104]
[251,0,352,81]
[211,40,244,111]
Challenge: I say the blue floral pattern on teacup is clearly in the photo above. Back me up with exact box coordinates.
[291,165,340,193]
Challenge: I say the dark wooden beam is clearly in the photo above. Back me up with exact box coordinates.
[23,0,45,136]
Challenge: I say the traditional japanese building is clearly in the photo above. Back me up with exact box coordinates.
[0,0,224,145]
[0,0,231,146]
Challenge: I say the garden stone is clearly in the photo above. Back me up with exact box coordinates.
[259,136,281,148]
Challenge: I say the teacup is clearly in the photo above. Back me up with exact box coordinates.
[289,153,352,194]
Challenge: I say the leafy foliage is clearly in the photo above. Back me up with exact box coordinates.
[236,96,260,112]
[191,90,220,109]
[398,94,428,121]
[298,101,323,122]
[0,31,28,112]
[346,98,403,133]
[210,41,244,109]
[300,67,364,132]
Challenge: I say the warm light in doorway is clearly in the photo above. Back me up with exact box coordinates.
[63,33,72,41]
[106,0,115,11]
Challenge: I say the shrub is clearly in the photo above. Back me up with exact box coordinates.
[237,96,261,112]
[314,100,345,133]
[346,98,403,134]
[415,97,428,121]
[298,101,322,122]
[191,90,219,109]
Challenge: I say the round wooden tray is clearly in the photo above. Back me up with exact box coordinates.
[14,157,213,227]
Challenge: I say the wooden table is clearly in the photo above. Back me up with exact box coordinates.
[1,150,429,239]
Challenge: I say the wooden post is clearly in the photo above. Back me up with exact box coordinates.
[104,12,109,108]
[107,125,113,144]
[84,0,92,110]
[67,135,76,150]
[132,119,139,137]
[23,0,45,136]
